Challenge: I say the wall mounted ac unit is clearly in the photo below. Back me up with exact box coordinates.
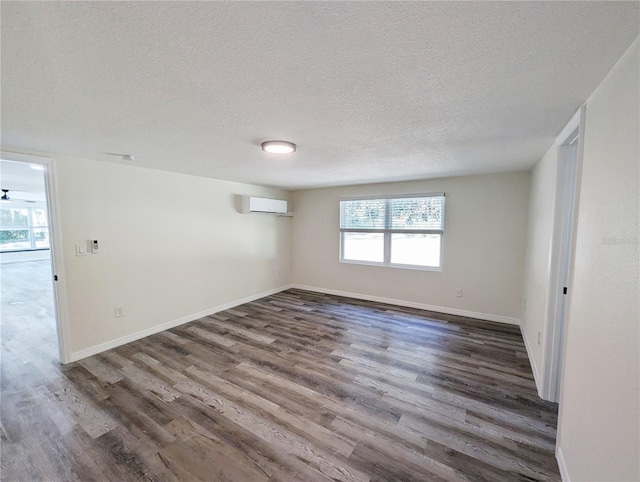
[240,196,288,214]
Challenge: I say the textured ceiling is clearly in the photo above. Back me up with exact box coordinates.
[1,2,638,190]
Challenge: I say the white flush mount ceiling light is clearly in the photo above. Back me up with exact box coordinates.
[261,140,296,154]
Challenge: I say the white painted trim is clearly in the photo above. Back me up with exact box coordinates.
[1,151,73,364]
[1,151,52,164]
[339,192,445,201]
[541,104,585,402]
[68,284,293,362]
[556,446,570,481]
[520,325,543,398]
[555,108,581,146]
[292,284,520,325]
[45,159,74,364]
[542,143,576,401]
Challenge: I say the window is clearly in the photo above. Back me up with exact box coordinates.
[340,194,445,270]
[0,206,50,251]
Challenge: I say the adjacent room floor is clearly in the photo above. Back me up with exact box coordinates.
[1,261,561,481]
[1,260,59,390]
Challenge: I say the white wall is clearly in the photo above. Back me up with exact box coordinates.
[291,172,530,323]
[1,151,292,359]
[556,38,639,481]
[521,145,559,388]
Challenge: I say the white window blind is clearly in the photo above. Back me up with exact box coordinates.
[339,198,386,230]
[340,194,445,232]
[389,196,444,231]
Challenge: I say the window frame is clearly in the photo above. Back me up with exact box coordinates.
[0,204,51,252]
[339,193,445,271]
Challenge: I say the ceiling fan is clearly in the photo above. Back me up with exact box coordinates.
[1,189,36,203]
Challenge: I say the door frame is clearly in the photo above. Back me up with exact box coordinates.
[541,107,585,401]
[1,150,72,364]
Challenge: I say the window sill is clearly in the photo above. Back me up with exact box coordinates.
[339,259,442,272]
[0,248,51,254]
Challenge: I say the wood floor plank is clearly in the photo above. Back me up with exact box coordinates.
[162,418,271,482]
[1,262,561,482]
[183,365,357,457]
[173,377,370,482]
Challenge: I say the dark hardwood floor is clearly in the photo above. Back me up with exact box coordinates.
[1,261,560,481]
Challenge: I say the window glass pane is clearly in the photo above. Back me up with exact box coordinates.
[391,233,441,267]
[0,229,31,251]
[340,199,386,229]
[0,208,30,227]
[33,228,50,249]
[342,232,384,263]
[31,208,48,227]
[390,196,444,230]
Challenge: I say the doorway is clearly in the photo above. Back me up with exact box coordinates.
[0,152,70,365]
[541,108,583,402]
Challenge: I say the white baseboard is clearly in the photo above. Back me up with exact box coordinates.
[556,446,570,481]
[68,284,293,363]
[291,284,520,325]
[520,325,543,398]
[69,283,521,363]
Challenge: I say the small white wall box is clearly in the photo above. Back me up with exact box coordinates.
[240,196,287,214]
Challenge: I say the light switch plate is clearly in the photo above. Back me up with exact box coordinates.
[75,244,87,256]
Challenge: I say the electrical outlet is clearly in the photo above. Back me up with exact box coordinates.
[537,331,542,346]
[455,288,463,297]
[115,306,125,318]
